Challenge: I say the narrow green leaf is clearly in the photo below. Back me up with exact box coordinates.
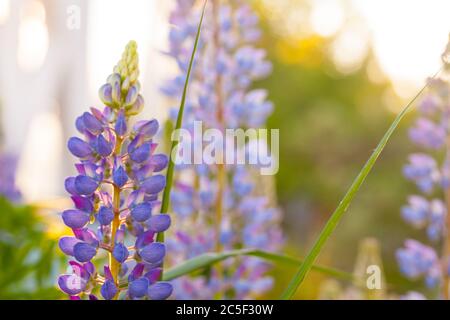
[157,0,208,243]
[162,248,355,283]
[280,70,442,300]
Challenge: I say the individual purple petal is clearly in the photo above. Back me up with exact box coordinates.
[73,228,99,247]
[128,95,144,115]
[74,175,99,196]
[58,275,86,296]
[134,119,159,138]
[104,265,114,281]
[140,242,165,264]
[99,83,113,106]
[113,166,128,188]
[62,209,90,229]
[148,282,173,300]
[110,73,122,104]
[115,111,127,136]
[75,116,87,134]
[89,294,98,300]
[113,243,129,263]
[68,137,92,158]
[144,268,162,284]
[131,202,152,222]
[148,214,171,233]
[140,175,166,194]
[130,142,151,163]
[59,237,81,256]
[65,177,77,195]
[70,295,81,300]
[73,242,97,262]
[125,85,139,107]
[71,196,94,213]
[151,154,169,172]
[129,263,145,282]
[135,230,155,249]
[128,277,149,298]
[83,261,95,275]
[95,135,113,157]
[82,112,103,134]
[101,280,118,300]
[97,206,114,225]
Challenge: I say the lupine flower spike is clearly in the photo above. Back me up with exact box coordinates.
[398,36,450,299]
[58,41,172,300]
[163,0,283,299]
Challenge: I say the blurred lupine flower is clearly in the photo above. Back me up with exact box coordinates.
[162,0,283,299]
[397,240,442,288]
[398,40,450,296]
[0,153,21,202]
[58,41,172,300]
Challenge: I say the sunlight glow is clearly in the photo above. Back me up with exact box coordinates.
[351,0,450,97]
[0,0,10,25]
[17,0,48,72]
[17,111,63,202]
[310,0,345,37]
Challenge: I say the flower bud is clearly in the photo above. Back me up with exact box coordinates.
[140,242,165,264]
[131,202,152,222]
[74,242,97,262]
[113,243,129,263]
[59,237,81,256]
[129,278,149,298]
[148,214,171,233]
[130,142,151,163]
[95,135,113,157]
[115,112,127,136]
[113,166,128,187]
[99,83,113,106]
[125,85,139,107]
[97,206,114,225]
[68,137,92,158]
[140,175,166,195]
[148,282,173,300]
[74,175,99,196]
[101,280,117,300]
[62,209,90,229]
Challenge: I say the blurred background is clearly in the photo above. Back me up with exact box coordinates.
[0,0,449,299]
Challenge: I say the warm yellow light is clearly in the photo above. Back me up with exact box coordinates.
[310,0,345,37]
[17,0,49,72]
[0,0,10,25]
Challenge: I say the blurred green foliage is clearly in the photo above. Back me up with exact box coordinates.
[0,197,63,299]
[254,1,432,298]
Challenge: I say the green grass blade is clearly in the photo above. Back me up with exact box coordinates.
[157,0,208,243]
[162,248,355,283]
[280,70,441,300]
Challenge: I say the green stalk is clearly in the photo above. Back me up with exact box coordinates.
[280,69,442,300]
[163,249,358,284]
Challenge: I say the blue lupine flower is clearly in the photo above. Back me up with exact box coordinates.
[58,41,172,300]
[0,153,21,201]
[398,44,450,295]
[163,0,283,299]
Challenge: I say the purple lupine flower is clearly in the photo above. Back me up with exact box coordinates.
[58,41,172,300]
[163,0,283,299]
[397,240,441,288]
[398,41,450,297]
[0,153,21,202]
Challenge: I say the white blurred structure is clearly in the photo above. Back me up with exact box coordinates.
[0,0,172,201]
